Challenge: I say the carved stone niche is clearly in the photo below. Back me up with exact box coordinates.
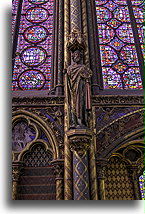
[67,129,92,156]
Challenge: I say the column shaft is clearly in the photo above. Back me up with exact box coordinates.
[73,152,90,200]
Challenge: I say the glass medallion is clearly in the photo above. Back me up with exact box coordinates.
[120,45,139,66]
[123,68,143,89]
[102,68,122,89]
[96,7,112,23]
[98,24,115,44]
[18,70,45,90]
[105,1,117,11]
[26,7,49,23]
[20,46,47,66]
[24,25,49,43]
[116,24,134,43]
[100,45,118,66]
[114,7,130,22]
[112,60,128,73]
[107,18,121,28]
[109,37,125,51]
[28,0,49,4]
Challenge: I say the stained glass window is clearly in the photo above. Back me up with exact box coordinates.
[139,172,145,200]
[12,0,54,90]
[95,0,143,89]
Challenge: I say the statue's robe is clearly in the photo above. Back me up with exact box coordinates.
[67,63,92,128]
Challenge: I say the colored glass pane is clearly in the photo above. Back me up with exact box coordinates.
[12,0,54,91]
[132,0,143,5]
[139,172,145,200]
[107,19,121,29]
[95,0,143,89]
[109,37,125,50]
[20,47,47,66]
[114,7,130,22]
[137,24,144,43]
[120,45,139,66]
[132,3,144,57]
[100,45,118,66]
[19,70,45,90]
[102,68,122,89]
[98,24,115,43]
[133,7,144,23]
[26,7,49,23]
[113,60,128,73]
[112,0,127,5]
[104,1,117,11]
[95,0,108,5]
[123,68,142,89]
[24,26,49,43]
[116,24,134,43]
[96,7,112,23]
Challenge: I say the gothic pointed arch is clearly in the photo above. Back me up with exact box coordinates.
[12,109,60,160]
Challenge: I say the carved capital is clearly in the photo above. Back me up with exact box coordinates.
[96,159,108,179]
[67,129,92,155]
[12,162,23,182]
[67,28,86,51]
[126,165,139,180]
[70,138,90,155]
[51,159,64,180]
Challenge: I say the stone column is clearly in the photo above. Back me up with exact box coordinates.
[51,159,64,200]
[96,159,108,200]
[67,129,92,200]
[12,162,23,200]
[127,165,141,200]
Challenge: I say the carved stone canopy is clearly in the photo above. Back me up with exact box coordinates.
[67,28,86,51]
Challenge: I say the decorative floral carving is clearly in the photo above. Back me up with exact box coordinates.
[93,95,144,106]
[12,97,64,106]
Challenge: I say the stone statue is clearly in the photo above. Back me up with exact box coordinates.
[65,50,92,129]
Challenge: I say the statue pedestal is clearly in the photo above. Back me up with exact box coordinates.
[67,129,92,200]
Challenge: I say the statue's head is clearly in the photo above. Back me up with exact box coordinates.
[72,50,83,63]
